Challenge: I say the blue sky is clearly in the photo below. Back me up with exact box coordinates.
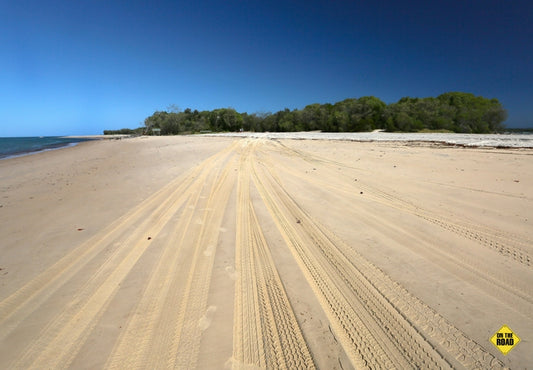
[1,0,532,136]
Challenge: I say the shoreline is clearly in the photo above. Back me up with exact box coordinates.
[0,142,80,160]
[2,132,532,162]
[0,137,101,161]
[0,135,134,161]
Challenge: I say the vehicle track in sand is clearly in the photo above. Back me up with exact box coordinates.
[266,141,533,310]
[107,145,236,369]
[232,139,315,369]
[2,137,526,368]
[250,141,505,369]
[273,140,533,268]
[5,142,239,369]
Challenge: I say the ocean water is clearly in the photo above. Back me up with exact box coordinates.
[0,137,94,159]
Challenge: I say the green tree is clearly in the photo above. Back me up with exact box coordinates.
[135,92,506,135]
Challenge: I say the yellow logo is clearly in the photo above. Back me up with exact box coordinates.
[490,325,520,355]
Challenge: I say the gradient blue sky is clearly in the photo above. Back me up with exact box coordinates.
[1,0,532,136]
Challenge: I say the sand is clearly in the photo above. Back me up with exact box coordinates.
[0,135,532,369]
[210,131,533,148]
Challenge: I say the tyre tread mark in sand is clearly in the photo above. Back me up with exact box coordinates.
[7,143,237,369]
[252,161,445,369]
[111,151,236,369]
[0,142,237,333]
[255,142,504,368]
[233,140,315,369]
[273,140,532,267]
[0,163,194,333]
[270,155,533,304]
[170,154,236,369]
[12,178,192,369]
[267,144,533,313]
[105,153,218,369]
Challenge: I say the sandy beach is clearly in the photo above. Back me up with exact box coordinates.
[1,135,532,369]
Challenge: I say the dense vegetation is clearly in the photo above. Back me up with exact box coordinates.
[104,92,507,135]
[103,127,144,135]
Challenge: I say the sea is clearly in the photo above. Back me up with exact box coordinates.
[0,137,95,160]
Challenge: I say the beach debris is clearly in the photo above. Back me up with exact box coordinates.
[77,228,84,231]
[360,191,364,194]
[147,236,152,240]
[514,179,520,182]
[296,219,301,224]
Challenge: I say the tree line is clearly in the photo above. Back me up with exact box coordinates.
[104,92,507,135]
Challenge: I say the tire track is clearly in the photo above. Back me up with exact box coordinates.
[105,160,215,368]
[251,142,505,369]
[170,154,236,369]
[271,139,533,267]
[114,147,237,370]
[252,158,411,368]
[4,142,237,369]
[2,138,520,368]
[0,141,237,337]
[267,143,533,315]
[232,140,315,369]
[12,183,190,369]
[271,154,533,295]
[0,166,192,335]
[265,141,533,298]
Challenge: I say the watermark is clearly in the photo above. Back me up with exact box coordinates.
[490,325,520,355]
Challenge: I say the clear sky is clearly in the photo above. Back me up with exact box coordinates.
[1,0,532,136]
